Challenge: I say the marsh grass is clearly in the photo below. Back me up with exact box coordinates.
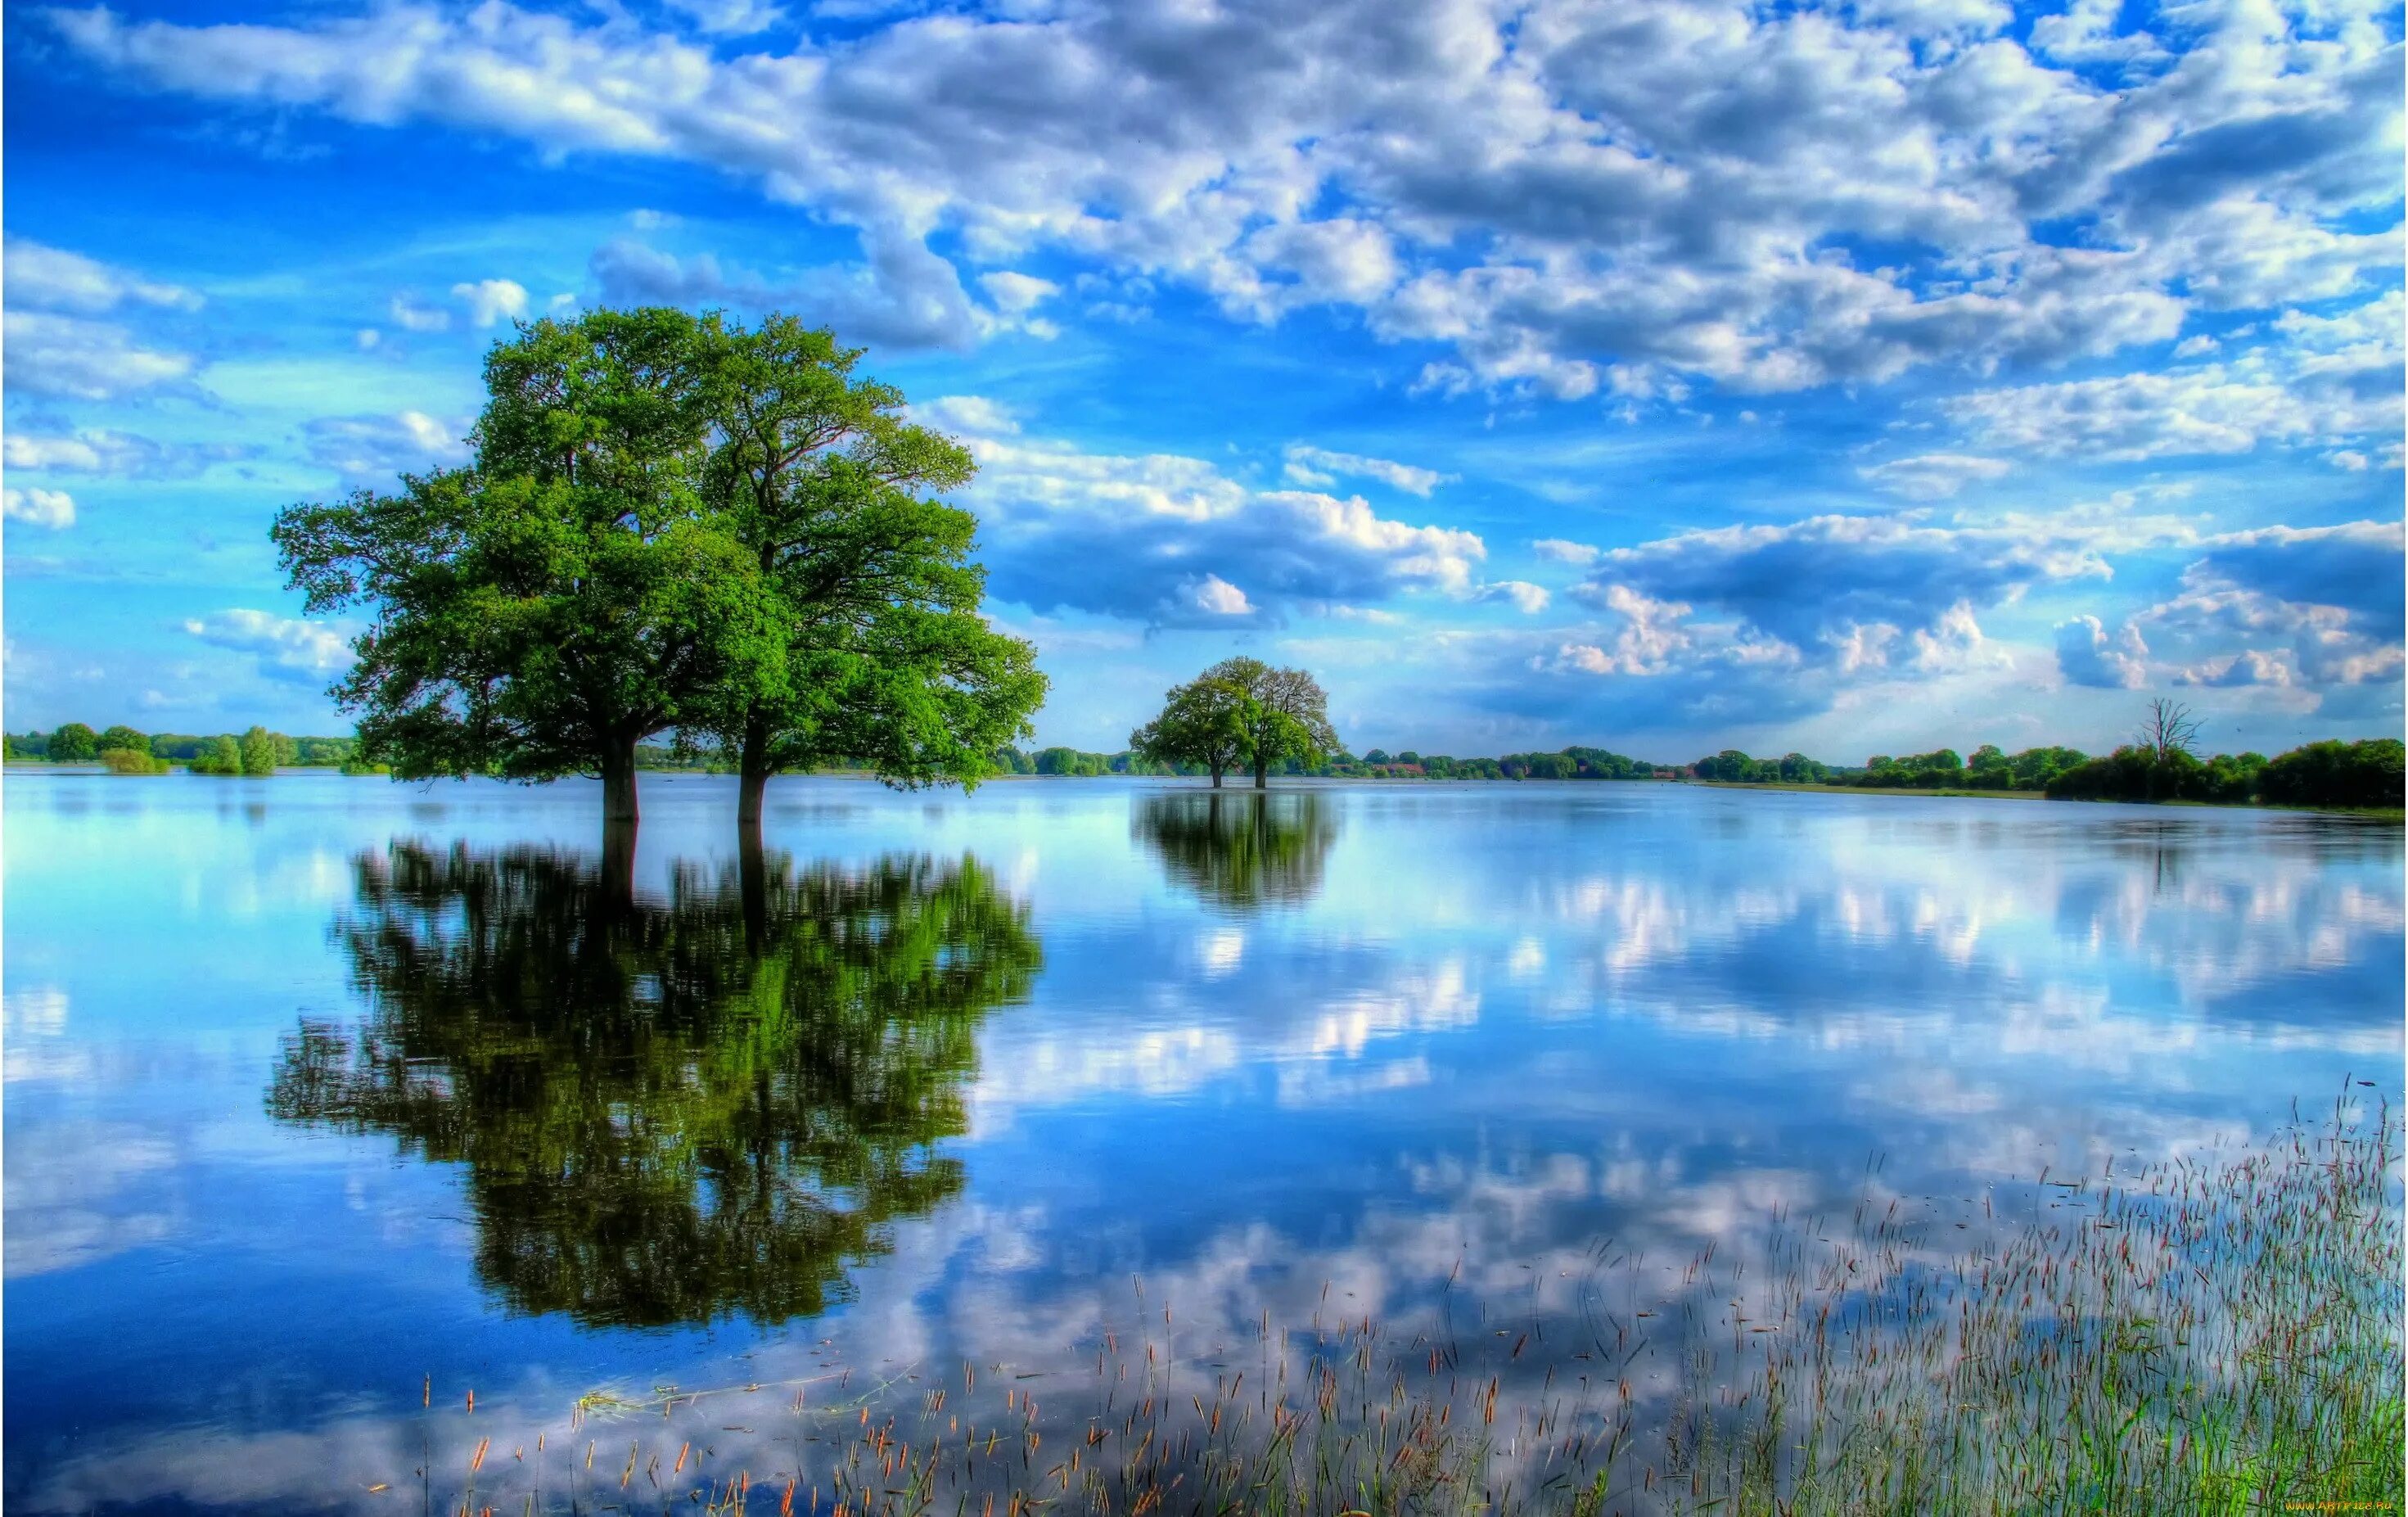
[390,1095,2400,1516]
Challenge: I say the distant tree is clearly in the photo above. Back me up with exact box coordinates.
[49,723,100,762]
[98,725,149,755]
[1130,671,1251,788]
[2135,698,2203,765]
[192,735,245,775]
[274,308,762,827]
[1193,657,1338,788]
[239,726,282,775]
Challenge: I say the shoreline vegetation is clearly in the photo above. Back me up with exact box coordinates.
[304,1098,2397,1516]
[11,723,2401,814]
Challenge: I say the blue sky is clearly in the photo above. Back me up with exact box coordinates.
[4,0,2401,761]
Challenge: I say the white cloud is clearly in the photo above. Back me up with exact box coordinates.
[2,429,246,477]
[46,0,2401,402]
[1281,445,1451,497]
[2,310,194,400]
[1,487,77,530]
[1483,580,1552,614]
[977,271,1059,314]
[3,237,201,313]
[1531,537,1601,567]
[2053,614,2148,689]
[301,412,471,485]
[388,293,451,332]
[958,429,1486,627]
[1857,453,2010,499]
[450,278,529,327]
[913,395,1021,436]
[665,0,787,36]
[183,610,354,682]
[1188,574,1254,616]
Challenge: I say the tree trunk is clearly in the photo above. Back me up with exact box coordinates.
[1254,754,1269,789]
[737,822,769,949]
[737,717,773,830]
[1211,762,1224,788]
[601,731,641,825]
[599,816,638,913]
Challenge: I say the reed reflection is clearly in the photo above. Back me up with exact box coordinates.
[1133,791,1339,911]
[268,839,1040,1328]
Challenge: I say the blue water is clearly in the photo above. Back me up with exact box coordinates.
[6,771,2399,1512]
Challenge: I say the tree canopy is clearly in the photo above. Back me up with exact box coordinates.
[274,307,1040,828]
[1130,658,1338,788]
[682,315,1044,824]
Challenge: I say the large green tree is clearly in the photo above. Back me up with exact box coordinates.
[274,309,767,824]
[685,315,1044,828]
[1130,669,1251,787]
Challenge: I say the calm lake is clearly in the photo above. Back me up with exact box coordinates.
[6,771,2401,1513]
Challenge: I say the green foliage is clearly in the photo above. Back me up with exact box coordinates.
[98,747,170,775]
[2258,738,2406,809]
[682,314,1044,805]
[191,735,246,775]
[238,725,283,775]
[274,308,774,820]
[97,724,149,755]
[47,722,100,761]
[2047,744,2208,801]
[1130,669,1252,786]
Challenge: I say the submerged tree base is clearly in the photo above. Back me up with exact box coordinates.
[363,1098,2400,1516]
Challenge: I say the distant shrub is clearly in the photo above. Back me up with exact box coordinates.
[98,747,170,775]
[190,736,246,775]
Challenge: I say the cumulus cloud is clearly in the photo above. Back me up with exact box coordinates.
[928,408,1486,626]
[589,236,1002,350]
[450,278,528,327]
[1531,538,1601,567]
[2134,521,2406,692]
[3,311,195,400]
[2,487,77,530]
[44,0,2402,403]
[184,610,354,682]
[3,237,201,313]
[1857,453,2010,500]
[1282,445,1452,497]
[1482,580,1552,614]
[2053,614,2149,689]
[301,412,471,485]
[1567,512,2104,674]
[388,293,451,332]
[2,429,249,477]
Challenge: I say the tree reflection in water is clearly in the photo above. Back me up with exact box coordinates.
[268,838,1039,1329]
[1133,791,1338,910]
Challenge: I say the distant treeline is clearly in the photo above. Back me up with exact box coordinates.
[1691,738,2404,810]
[9,723,364,774]
[21,721,2397,810]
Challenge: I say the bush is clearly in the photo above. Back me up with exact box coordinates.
[98,747,170,775]
[190,736,246,775]
[2045,745,2207,802]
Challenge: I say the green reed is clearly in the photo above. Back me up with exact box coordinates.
[392,1092,2401,1517]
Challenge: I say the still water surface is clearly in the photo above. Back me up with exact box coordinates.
[6,773,2400,1511]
